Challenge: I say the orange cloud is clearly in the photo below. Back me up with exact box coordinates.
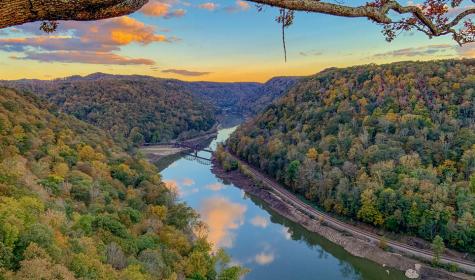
[205,182,225,191]
[84,16,170,46]
[163,179,180,195]
[199,196,246,249]
[141,1,170,16]
[168,9,186,18]
[237,0,250,9]
[0,16,169,65]
[199,2,217,11]
[255,251,275,265]
[226,0,250,12]
[181,178,195,186]
[163,179,199,196]
[141,0,186,18]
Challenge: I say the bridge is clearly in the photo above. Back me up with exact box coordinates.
[175,142,213,164]
[143,141,213,164]
[183,154,212,165]
[172,142,214,154]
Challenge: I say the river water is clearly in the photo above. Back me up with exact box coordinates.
[159,127,407,280]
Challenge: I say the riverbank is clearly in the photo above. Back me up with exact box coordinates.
[140,145,185,161]
[211,157,475,280]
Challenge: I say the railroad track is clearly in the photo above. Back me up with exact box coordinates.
[228,153,475,274]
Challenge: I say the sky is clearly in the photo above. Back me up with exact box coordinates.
[0,0,474,82]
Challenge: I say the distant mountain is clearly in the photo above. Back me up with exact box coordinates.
[227,59,475,254]
[1,73,299,144]
[181,76,300,120]
[235,76,301,116]
[0,75,216,145]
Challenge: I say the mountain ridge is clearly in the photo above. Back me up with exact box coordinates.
[227,58,475,255]
[1,74,300,145]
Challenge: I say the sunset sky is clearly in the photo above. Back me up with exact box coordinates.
[1,0,474,82]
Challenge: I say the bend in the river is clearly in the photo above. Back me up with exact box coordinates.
[157,126,406,280]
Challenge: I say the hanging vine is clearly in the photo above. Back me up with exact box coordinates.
[275,8,295,62]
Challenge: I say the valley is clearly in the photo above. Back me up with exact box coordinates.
[2,0,475,278]
[0,87,247,279]
[156,127,407,280]
[1,59,475,279]
[1,74,298,146]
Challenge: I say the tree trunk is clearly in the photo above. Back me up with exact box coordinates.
[0,0,148,29]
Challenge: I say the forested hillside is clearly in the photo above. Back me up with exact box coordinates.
[1,74,216,146]
[235,76,302,117]
[1,74,298,145]
[183,77,299,120]
[0,88,245,279]
[228,59,475,254]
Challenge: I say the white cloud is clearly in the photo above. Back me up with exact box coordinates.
[250,215,269,228]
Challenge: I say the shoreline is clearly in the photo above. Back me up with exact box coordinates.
[140,145,186,161]
[211,157,475,280]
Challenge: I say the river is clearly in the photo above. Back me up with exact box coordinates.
[158,127,407,280]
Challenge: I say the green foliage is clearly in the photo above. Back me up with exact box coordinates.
[73,215,94,235]
[448,263,459,272]
[222,157,238,172]
[0,88,245,279]
[38,175,63,195]
[432,235,445,265]
[2,75,217,145]
[228,59,475,254]
[286,160,300,187]
[92,215,129,238]
[215,146,239,172]
[1,101,18,112]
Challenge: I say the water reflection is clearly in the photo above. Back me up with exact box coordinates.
[250,215,269,228]
[254,251,275,265]
[247,195,405,280]
[199,196,247,249]
[205,182,226,191]
[158,127,406,280]
[163,180,180,196]
[181,178,195,186]
[163,179,199,197]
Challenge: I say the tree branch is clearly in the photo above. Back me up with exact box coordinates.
[0,0,148,29]
[249,0,393,23]
[249,0,475,45]
[0,0,473,46]
[447,8,475,28]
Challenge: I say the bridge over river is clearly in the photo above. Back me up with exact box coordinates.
[143,141,213,164]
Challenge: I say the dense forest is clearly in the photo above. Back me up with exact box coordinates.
[1,74,298,146]
[1,74,216,146]
[228,59,475,254]
[0,87,246,279]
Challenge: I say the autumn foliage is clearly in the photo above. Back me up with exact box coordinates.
[228,59,475,254]
[0,88,246,279]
